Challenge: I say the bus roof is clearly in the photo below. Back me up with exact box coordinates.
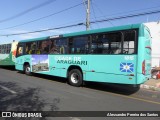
[19,23,144,43]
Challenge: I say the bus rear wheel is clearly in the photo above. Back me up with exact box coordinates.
[24,64,32,75]
[68,69,83,87]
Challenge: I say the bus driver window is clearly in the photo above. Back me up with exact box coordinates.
[18,47,23,55]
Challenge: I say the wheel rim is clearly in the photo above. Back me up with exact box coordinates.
[26,66,30,73]
[71,73,79,84]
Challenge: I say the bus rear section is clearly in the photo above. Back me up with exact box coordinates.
[136,25,151,84]
[0,41,18,66]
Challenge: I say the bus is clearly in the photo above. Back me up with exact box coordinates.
[15,24,151,87]
[0,41,18,66]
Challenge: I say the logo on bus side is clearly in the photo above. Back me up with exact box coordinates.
[120,63,134,73]
[54,56,87,65]
[124,56,134,61]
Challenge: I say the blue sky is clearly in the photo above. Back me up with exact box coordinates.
[0,0,160,44]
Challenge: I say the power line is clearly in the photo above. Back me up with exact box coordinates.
[91,4,160,21]
[90,9,160,24]
[0,2,83,30]
[0,23,84,36]
[0,0,56,23]
[90,0,100,28]
[1,2,159,31]
[1,9,160,37]
[91,0,114,26]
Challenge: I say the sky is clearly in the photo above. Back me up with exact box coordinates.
[0,0,160,44]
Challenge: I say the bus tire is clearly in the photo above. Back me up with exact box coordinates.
[68,69,83,87]
[24,64,32,76]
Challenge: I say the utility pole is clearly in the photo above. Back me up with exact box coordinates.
[84,0,90,30]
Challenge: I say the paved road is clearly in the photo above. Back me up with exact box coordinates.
[0,67,160,120]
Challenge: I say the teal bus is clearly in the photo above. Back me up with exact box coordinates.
[0,41,18,66]
[15,24,151,87]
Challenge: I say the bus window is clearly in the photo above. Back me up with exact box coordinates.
[3,45,6,54]
[107,32,122,54]
[1,45,4,54]
[18,47,23,55]
[91,32,122,54]
[52,38,68,54]
[6,44,8,54]
[6,44,10,54]
[26,42,31,54]
[69,36,88,54]
[16,43,25,57]
[90,31,136,55]
[101,35,109,54]
[49,40,56,54]
[68,38,73,54]
[1,46,3,53]
[8,44,11,54]
[91,34,103,54]
[74,36,88,54]
[123,30,136,54]
[26,42,37,54]
[38,40,50,54]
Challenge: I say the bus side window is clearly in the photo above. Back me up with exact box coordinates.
[17,45,24,57]
[18,47,23,55]
[26,42,31,54]
[101,35,109,54]
[69,36,88,54]
[49,40,56,54]
[0,45,1,53]
[38,40,49,54]
[26,42,37,54]
[6,44,11,54]
[68,38,73,54]
[90,33,122,54]
[99,32,122,54]
[3,45,6,54]
[123,30,136,54]
[91,34,102,54]
[53,38,68,54]
[2,45,5,54]
[36,41,41,54]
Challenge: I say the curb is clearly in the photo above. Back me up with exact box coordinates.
[140,84,160,92]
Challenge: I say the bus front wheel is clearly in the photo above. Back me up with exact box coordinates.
[25,64,32,75]
[68,69,83,87]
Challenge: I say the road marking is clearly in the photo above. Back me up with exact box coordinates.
[0,85,16,94]
[114,93,160,105]
[70,117,81,120]
[83,87,160,105]
[29,75,160,105]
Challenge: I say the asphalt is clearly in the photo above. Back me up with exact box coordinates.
[0,67,160,120]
